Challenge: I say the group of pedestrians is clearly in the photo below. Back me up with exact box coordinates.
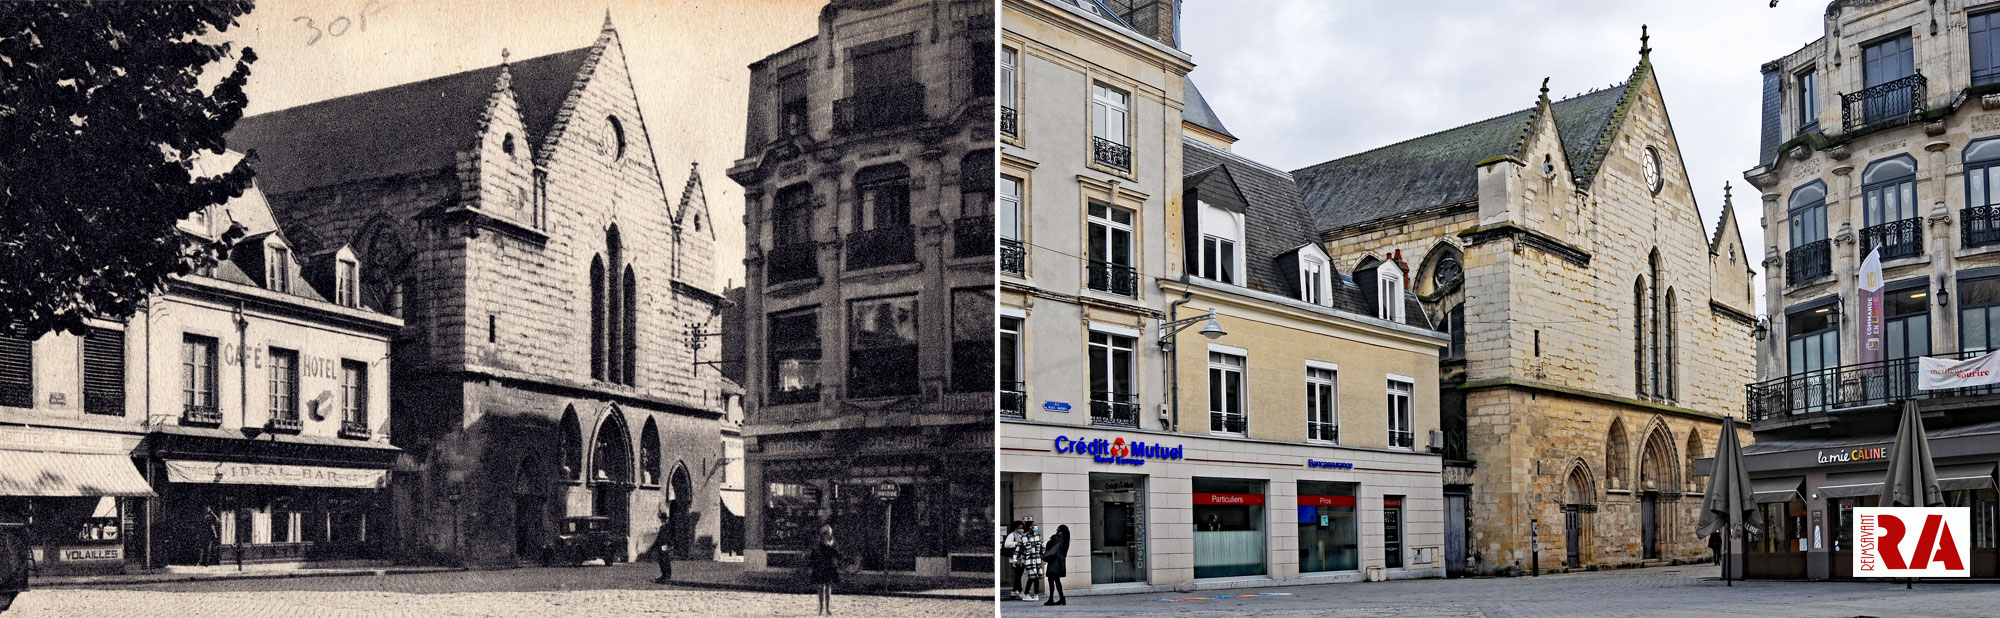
[1001,518,1068,605]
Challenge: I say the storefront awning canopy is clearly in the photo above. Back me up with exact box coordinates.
[1938,463,1999,492]
[1752,476,1805,504]
[1820,470,1885,499]
[0,450,154,497]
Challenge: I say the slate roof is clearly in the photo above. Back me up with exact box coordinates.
[1182,77,1235,140]
[1182,138,1432,330]
[1292,81,1634,232]
[228,46,596,196]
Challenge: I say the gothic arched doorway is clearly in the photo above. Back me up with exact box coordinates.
[669,463,694,559]
[591,410,633,559]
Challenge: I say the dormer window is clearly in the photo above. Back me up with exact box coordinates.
[1300,258,1326,305]
[1377,265,1405,322]
[1196,200,1244,285]
[336,259,358,308]
[268,246,291,294]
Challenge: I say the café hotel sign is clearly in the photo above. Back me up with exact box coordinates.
[1053,435,1183,467]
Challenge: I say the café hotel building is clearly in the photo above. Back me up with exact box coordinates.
[1733,0,2000,580]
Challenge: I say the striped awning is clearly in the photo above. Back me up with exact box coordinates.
[0,450,154,497]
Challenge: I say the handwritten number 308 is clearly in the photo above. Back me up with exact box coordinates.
[296,1,387,46]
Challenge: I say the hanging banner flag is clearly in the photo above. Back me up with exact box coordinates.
[1919,352,2000,389]
[1858,247,1885,368]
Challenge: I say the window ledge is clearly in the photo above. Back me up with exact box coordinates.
[1085,160,1137,183]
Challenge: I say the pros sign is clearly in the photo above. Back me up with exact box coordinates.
[1853,507,1972,577]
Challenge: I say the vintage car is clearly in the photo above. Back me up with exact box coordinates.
[544,516,622,567]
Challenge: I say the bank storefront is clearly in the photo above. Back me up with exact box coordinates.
[1703,423,2000,580]
[999,422,1445,595]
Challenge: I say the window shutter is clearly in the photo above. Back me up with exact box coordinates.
[0,330,30,408]
[82,327,124,415]
[1759,68,1782,165]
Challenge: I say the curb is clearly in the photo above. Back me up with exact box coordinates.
[31,567,469,589]
[653,577,991,600]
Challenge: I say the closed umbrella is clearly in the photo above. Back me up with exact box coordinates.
[1879,399,1942,589]
[1696,417,1762,586]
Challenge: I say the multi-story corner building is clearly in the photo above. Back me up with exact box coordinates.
[725,0,994,580]
[1735,0,2000,581]
[0,170,400,575]
[1295,34,1758,575]
[999,0,1447,594]
[227,20,728,566]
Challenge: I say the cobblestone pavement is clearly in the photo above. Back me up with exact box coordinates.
[6,562,993,618]
[999,565,2000,617]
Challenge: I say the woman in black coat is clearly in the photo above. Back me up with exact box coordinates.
[1042,524,1070,606]
[806,524,843,616]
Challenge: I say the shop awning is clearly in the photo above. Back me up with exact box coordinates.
[1938,463,1999,492]
[164,460,387,489]
[1820,470,1885,499]
[721,490,744,516]
[0,450,154,497]
[1751,476,1805,504]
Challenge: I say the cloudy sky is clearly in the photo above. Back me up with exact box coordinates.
[221,0,823,291]
[1182,0,1830,307]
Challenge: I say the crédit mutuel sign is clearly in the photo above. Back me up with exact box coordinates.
[1053,435,1183,466]
[1854,507,1973,577]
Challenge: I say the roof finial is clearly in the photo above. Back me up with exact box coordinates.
[1724,181,1732,204]
[603,8,615,31]
[1640,24,1651,59]
[1540,77,1550,98]
[501,48,510,64]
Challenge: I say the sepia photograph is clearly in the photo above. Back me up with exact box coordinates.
[0,0,991,616]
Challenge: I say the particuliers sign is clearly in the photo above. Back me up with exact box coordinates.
[1918,351,2000,390]
[164,460,387,489]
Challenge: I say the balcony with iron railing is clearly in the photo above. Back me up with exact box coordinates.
[339,419,371,439]
[999,382,1025,419]
[1000,106,1017,137]
[1086,260,1137,297]
[1841,72,1927,132]
[846,225,916,271]
[954,215,992,258]
[1092,137,1131,171]
[267,414,303,433]
[182,403,222,426]
[1967,205,2000,248]
[1389,429,1415,450]
[1089,391,1139,428]
[834,82,927,135]
[1000,238,1025,275]
[1858,217,1924,261]
[1786,239,1832,286]
[766,242,819,285]
[1744,350,2000,431]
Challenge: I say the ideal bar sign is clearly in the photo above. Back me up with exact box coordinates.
[1053,435,1183,466]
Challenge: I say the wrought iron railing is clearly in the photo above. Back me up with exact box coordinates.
[268,414,303,433]
[766,242,818,284]
[769,385,819,406]
[1000,106,1017,137]
[1858,217,1924,261]
[1000,238,1025,275]
[182,404,222,426]
[1966,205,2000,248]
[999,382,1026,419]
[1744,350,2000,423]
[1090,391,1139,428]
[1841,72,1927,131]
[1786,239,1832,285]
[834,82,927,134]
[1389,430,1415,450]
[954,215,992,258]
[1092,136,1130,171]
[1308,421,1338,444]
[339,420,371,439]
[846,225,916,271]
[1086,260,1137,297]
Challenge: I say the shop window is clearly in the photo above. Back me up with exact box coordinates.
[1192,477,1266,578]
[768,308,822,405]
[763,481,820,550]
[1384,495,1405,568]
[81,326,123,415]
[847,295,918,398]
[1298,481,1357,573]
[950,287,994,393]
[1089,473,1146,585]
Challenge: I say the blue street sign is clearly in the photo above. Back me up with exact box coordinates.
[1043,401,1071,412]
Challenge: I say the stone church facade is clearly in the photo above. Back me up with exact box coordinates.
[227,19,728,566]
[1292,34,1758,574]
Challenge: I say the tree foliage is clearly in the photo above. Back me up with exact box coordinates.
[0,1,256,338]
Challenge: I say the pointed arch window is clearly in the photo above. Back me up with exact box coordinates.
[1605,419,1631,491]
[591,256,607,381]
[1664,289,1677,401]
[606,226,625,384]
[622,266,638,385]
[640,418,661,487]
[560,408,583,482]
[1633,278,1647,397]
[1648,251,1662,398]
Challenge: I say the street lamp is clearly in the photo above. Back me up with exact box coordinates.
[1159,307,1227,434]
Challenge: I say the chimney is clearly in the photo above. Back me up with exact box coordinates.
[1104,0,1178,48]
[1391,250,1412,290]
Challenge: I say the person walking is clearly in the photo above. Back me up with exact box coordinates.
[652,512,674,583]
[1042,524,1070,606]
[1014,521,1044,602]
[807,524,843,616]
[1001,520,1024,598]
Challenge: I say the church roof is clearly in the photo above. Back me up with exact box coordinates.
[227,46,596,196]
[1182,77,1235,140]
[1291,79,1636,232]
